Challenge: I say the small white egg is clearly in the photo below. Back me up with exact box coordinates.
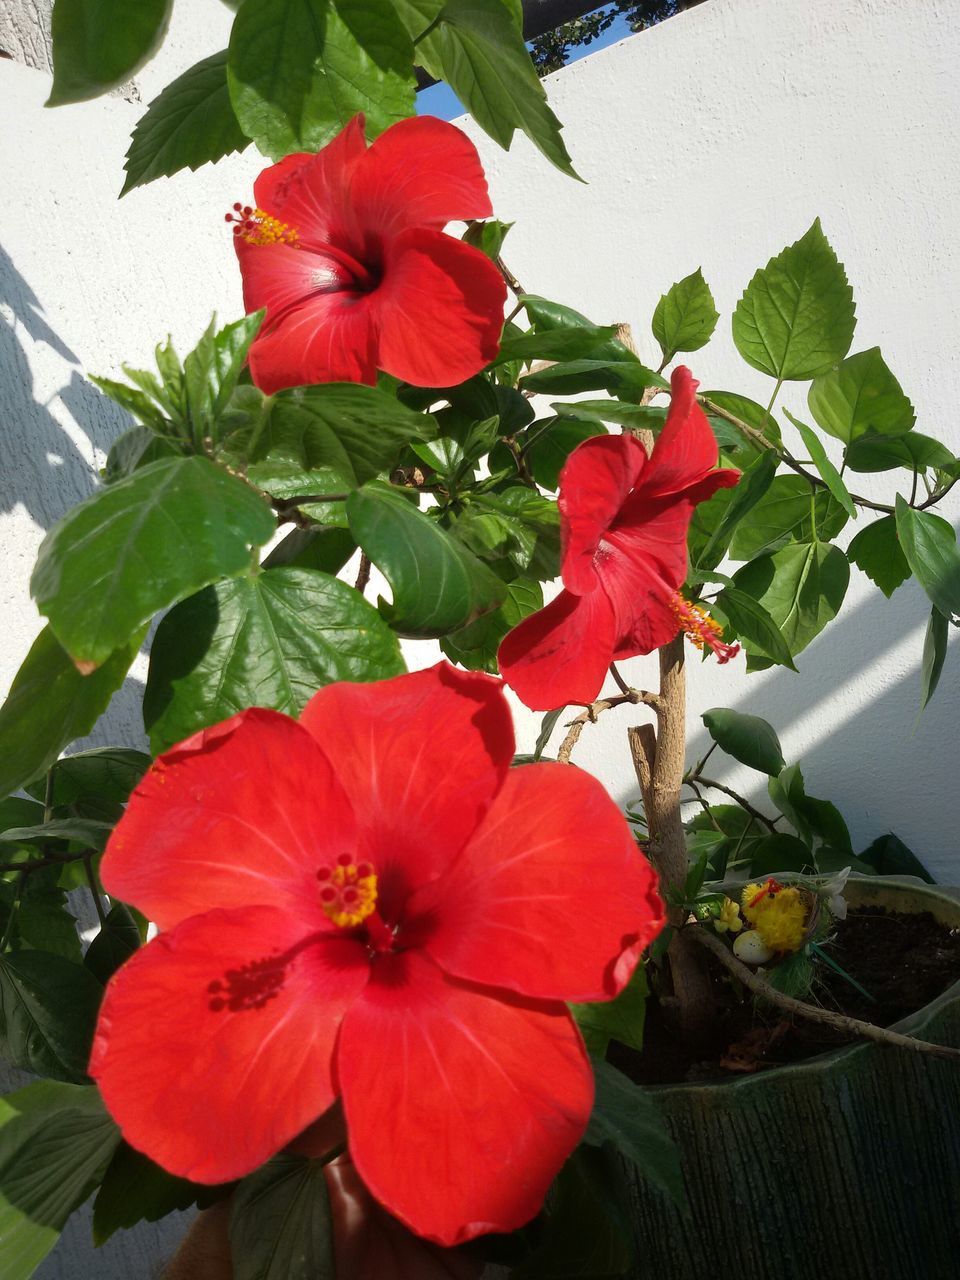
[732,929,774,965]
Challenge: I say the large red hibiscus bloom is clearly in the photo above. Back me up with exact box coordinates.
[498,367,741,710]
[89,663,663,1246]
[230,115,507,393]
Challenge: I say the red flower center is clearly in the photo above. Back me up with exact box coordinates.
[317,853,395,952]
[226,202,382,292]
[670,592,741,664]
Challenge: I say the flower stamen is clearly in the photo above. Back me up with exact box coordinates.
[317,853,378,929]
[671,593,740,664]
[225,204,299,247]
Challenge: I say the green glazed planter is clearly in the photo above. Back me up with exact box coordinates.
[625,879,960,1280]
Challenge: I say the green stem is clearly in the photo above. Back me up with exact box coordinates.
[84,855,108,930]
[0,875,24,954]
[412,11,443,45]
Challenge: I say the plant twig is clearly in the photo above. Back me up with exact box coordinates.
[556,689,660,764]
[700,395,959,514]
[355,553,371,595]
[690,924,960,1063]
[608,662,631,695]
[684,775,779,832]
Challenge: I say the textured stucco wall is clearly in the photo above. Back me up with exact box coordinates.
[2,0,959,1272]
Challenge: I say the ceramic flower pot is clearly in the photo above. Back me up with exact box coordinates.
[624,878,960,1279]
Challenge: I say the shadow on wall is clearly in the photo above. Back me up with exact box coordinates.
[0,243,132,529]
[616,573,959,870]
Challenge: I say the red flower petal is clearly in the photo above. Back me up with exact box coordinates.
[338,950,593,1246]
[90,906,370,1183]
[254,115,367,251]
[374,227,506,386]
[246,287,379,392]
[558,434,648,595]
[298,664,513,918]
[640,365,722,497]
[417,762,664,1001]
[235,238,355,329]
[497,588,616,710]
[352,116,493,239]
[101,709,357,932]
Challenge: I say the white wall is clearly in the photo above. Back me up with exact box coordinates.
[2,0,959,1268]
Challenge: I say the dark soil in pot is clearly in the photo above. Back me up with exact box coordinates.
[619,881,960,1280]
[614,905,960,1085]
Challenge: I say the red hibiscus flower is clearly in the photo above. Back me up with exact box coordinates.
[89,663,663,1246]
[229,115,507,393]
[498,367,741,710]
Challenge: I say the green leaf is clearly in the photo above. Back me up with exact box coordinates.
[919,606,950,714]
[0,800,44,833]
[16,874,82,964]
[84,903,141,985]
[0,951,103,1082]
[262,526,356,574]
[183,314,265,445]
[523,417,607,491]
[701,708,785,776]
[859,832,934,884]
[571,964,647,1057]
[230,1154,334,1280]
[222,383,434,498]
[512,1145,634,1279]
[0,818,112,851]
[728,476,847,561]
[584,1061,684,1209]
[144,567,404,753]
[894,498,960,619]
[462,218,513,260]
[847,515,910,597]
[457,488,560,579]
[712,588,798,671]
[693,449,778,569]
[90,379,169,435]
[93,1141,212,1244]
[700,391,783,445]
[0,627,140,801]
[732,219,856,381]
[228,0,415,161]
[652,268,719,362]
[520,357,666,398]
[102,428,180,484]
[48,0,173,105]
[551,399,666,430]
[0,1081,120,1280]
[121,51,251,194]
[347,482,505,636]
[732,540,850,661]
[748,833,815,877]
[38,747,150,809]
[807,347,915,443]
[406,0,576,179]
[784,411,856,519]
[440,577,542,674]
[534,707,565,761]
[494,325,619,365]
[31,457,275,669]
[767,764,811,844]
[845,430,954,474]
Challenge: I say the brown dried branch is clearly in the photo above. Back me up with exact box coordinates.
[556,689,660,765]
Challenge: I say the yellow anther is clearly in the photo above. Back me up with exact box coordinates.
[317,857,378,929]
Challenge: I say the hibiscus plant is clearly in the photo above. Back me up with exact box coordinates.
[2,2,959,1278]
